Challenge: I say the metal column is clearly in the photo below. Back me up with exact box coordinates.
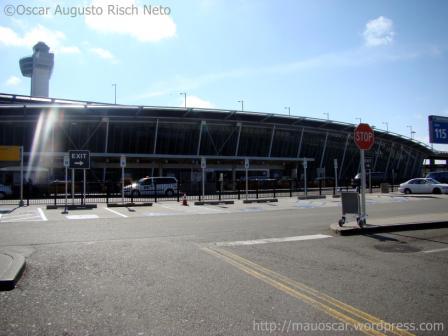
[338,134,350,180]
[319,132,329,168]
[235,123,242,156]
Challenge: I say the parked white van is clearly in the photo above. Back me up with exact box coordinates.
[124,177,177,197]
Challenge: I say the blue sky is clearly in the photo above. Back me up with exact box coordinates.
[1,0,447,149]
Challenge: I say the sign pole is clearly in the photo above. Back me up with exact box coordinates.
[121,165,124,204]
[334,158,338,193]
[19,146,24,206]
[245,159,249,200]
[83,169,86,205]
[63,155,69,214]
[64,166,68,214]
[120,155,126,204]
[201,158,206,199]
[303,160,308,198]
[360,149,367,220]
[71,169,75,205]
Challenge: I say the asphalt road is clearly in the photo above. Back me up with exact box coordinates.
[0,198,447,335]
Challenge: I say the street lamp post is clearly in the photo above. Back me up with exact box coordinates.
[382,122,389,132]
[237,100,244,111]
[406,125,413,139]
[112,83,117,104]
[179,92,187,108]
[284,106,291,116]
[324,112,329,120]
[356,117,362,124]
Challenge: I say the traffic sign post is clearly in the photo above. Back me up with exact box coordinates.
[354,123,375,227]
[303,160,308,198]
[68,150,90,205]
[428,115,448,144]
[120,155,126,204]
[63,155,69,214]
[244,159,249,200]
[201,158,206,199]
[334,159,338,194]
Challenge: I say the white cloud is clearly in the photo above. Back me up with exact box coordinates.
[363,16,395,47]
[0,24,80,54]
[85,0,176,42]
[90,47,117,62]
[182,96,214,108]
[4,76,21,87]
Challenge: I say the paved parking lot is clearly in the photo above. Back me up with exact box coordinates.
[0,194,432,224]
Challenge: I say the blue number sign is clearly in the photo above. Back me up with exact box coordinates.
[429,115,448,144]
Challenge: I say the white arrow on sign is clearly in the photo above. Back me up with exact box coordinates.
[74,161,84,166]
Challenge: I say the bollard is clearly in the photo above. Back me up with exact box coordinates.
[106,184,109,204]
[273,183,276,199]
[238,188,241,200]
[219,183,222,201]
[289,180,292,198]
[319,180,322,196]
[198,182,201,202]
[177,182,180,202]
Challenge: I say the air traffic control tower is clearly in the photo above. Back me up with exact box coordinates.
[19,42,54,97]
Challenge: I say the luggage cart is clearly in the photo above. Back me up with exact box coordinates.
[338,191,366,228]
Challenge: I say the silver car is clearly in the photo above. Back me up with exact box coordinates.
[124,177,178,197]
[399,178,448,194]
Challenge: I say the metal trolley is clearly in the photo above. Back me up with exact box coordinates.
[338,191,366,228]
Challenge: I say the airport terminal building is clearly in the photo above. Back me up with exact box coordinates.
[0,93,432,190]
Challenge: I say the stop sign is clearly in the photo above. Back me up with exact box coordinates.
[354,123,375,150]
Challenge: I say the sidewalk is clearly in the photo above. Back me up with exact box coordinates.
[331,212,448,236]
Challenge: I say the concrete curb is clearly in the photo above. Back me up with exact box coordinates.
[194,200,234,206]
[107,202,153,207]
[0,252,26,291]
[243,198,278,204]
[330,221,448,236]
[46,204,98,210]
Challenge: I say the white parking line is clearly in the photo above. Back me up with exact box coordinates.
[66,214,99,220]
[37,208,48,221]
[104,207,128,218]
[215,234,332,247]
[422,247,448,254]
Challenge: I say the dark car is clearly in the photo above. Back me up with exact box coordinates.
[426,171,448,184]
[352,172,385,188]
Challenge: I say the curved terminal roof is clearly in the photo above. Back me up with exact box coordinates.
[0,92,435,156]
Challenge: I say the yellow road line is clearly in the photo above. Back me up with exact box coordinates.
[215,247,414,336]
[202,246,415,336]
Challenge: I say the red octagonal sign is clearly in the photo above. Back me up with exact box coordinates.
[354,123,375,150]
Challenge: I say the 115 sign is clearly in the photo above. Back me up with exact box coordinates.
[429,115,448,144]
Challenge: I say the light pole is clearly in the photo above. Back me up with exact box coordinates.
[411,131,416,140]
[179,92,187,108]
[406,125,413,138]
[284,106,291,116]
[382,122,389,132]
[323,112,329,120]
[112,83,117,104]
[356,117,362,124]
[237,100,244,111]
